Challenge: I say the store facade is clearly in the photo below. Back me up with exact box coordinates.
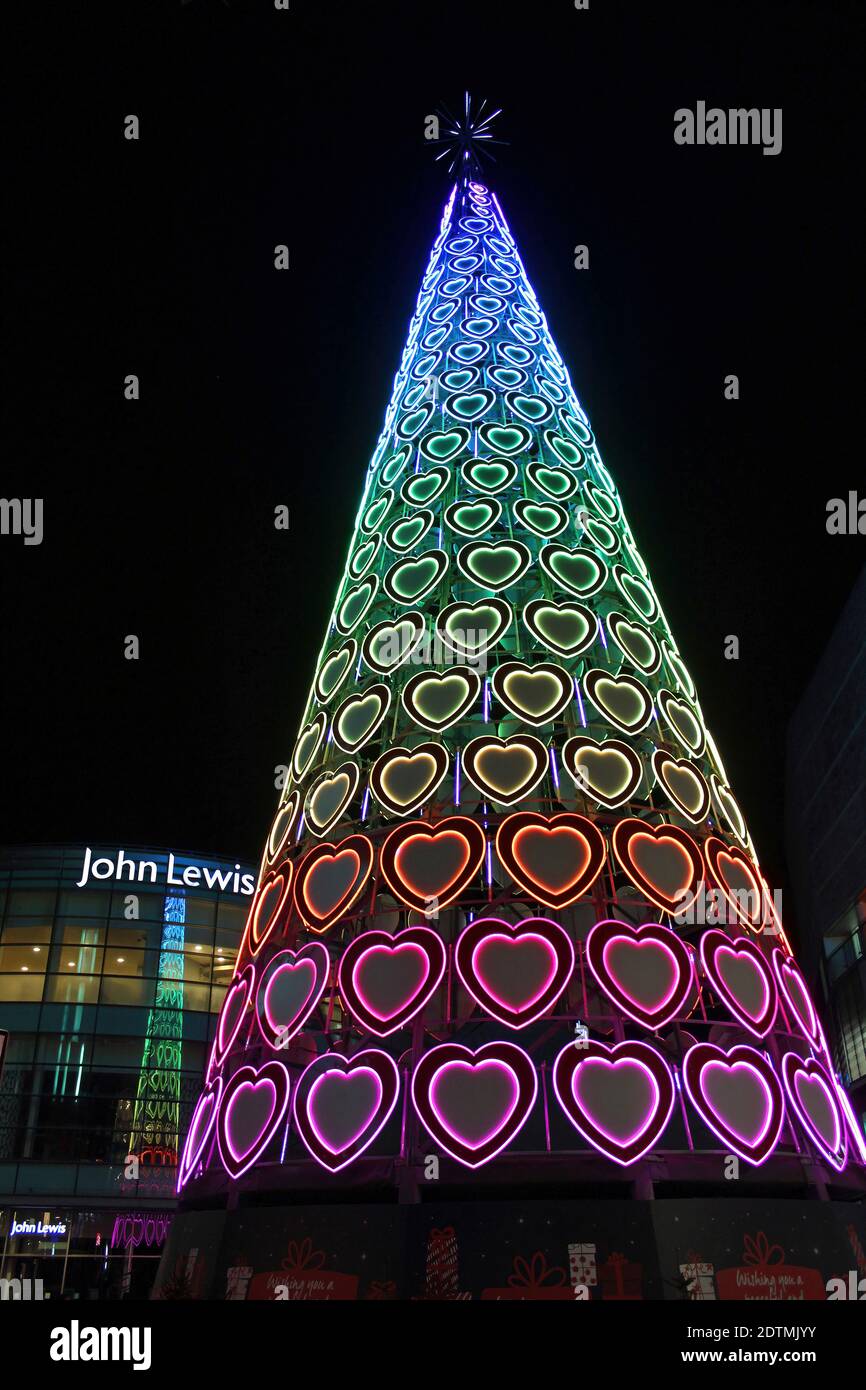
[0,843,253,1299]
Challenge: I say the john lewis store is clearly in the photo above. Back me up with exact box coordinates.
[0,843,253,1298]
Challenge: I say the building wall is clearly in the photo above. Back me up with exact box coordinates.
[0,843,252,1297]
[786,566,866,1123]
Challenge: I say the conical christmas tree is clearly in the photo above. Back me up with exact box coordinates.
[178,170,865,1207]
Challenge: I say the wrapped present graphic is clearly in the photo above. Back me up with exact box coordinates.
[247,1236,359,1301]
[600,1251,643,1300]
[679,1251,716,1300]
[225,1265,253,1300]
[716,1231,825,1301]
[482,1251,575,1300]
[568,1241,598,1287]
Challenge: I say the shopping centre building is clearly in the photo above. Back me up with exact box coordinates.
[0,842,253,1298]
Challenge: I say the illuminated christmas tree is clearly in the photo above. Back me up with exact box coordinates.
[178,105,866,1208]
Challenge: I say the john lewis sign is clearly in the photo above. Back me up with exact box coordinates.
[75,846,255,896]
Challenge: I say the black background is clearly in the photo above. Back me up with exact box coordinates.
[3,0,863,952]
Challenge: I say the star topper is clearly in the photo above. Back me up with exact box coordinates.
[428,93,507,178]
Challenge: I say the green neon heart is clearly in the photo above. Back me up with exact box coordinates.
[618,570,656,619]
[403,468,449,505]
[586,673,651,732]
[523,600,595,657]
[546,433,584,467]
[381,446,411,485]
[607,616,658,672]
[421,429,468,462]
[514,500,565,537]
[365,617,424,672]
[448,390,493,421]
[385,551,448,603]
[463,458,517,494]
[349,536,379,578]
[543,546,605,595]
[510,394,550,422]
[583,516,618,553]
[335,689,389,752]
[527,463,577,499]
[338,579,376,632]
[481,424,532,454]
[445,499,500,536]
[442,369,476,391]
[459,541,529,590]
[387,512,431,552]
[399,406,432,439]
[317,644,354,700]
[585,481,618,521]
[438,600,512,657]
[663,642,696,699]
[362,494,391,532]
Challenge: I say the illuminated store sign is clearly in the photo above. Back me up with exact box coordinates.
[75,846,255,896]
[11,1218,67,1237]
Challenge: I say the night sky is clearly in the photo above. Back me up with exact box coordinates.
[4,0,863,953]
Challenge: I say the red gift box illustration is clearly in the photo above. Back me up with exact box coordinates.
[600,1251,643,1300]
[248,1236,359,1300]
[679,1249,716,1300]
[716,1231,825,1301]
[482,1251,574,1300]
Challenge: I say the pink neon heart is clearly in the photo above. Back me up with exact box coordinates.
[353,944,429,1021]
[307,1068,384,1155]
[700,1061,773,1148]
[572,1057,660,1147]
[604,938,679,1012]
[263,959,316,1033]
[472,934,558,1013]
[215,965,254,1061]
[429,1059,519,1149]
[224,1078,279,1163]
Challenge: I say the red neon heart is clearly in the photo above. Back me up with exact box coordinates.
[586,919,693,1030]
[552,1038,676,1165]
[699,930,777,1037]
[217,1062,291,1180]
[293,834,374,933]
[411,1041,537,1168]
[293,1049,400,1172]
[379,816,486,913]
[495,812,606,909]
[612,818,703,915]
[338,927,447,1036]
[780,1053,846,1172]
[213,963,255,1065]
[255,943,330,1049]
[454,915,574,1028]
[682,1042,785,1166]
[244,866,293,956]
[705,837,765,929]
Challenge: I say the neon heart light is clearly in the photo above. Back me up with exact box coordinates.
[461,734,549,806]
[562,735,644,809]
[454,916,574,1029]
[705,837,765,930]
[213,963,255,1065]
[495,812,606,909]
[293,834,374,933]
[552,1039,675,1165]
[699,930,777,1037]
[780,1053,847,1172]
[369,742,450,816]
[770,948,821,1048]
[293,1049,400,1172]
[411,1042,537,1168]
[177,1076,222,1191]
[217,1062,291,1180]
[255,943,330,1050]
[682,1043,785,1166]
[244,866,293,956]
[612,818,703,916]
[379,816,486,913]
[338,927,446,1036]
[651,751,710,824]
[586,920,694,1030]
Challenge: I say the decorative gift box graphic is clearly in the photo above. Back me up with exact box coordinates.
[599,1250,643,1300]
[679,1251,716,1300]
[482,1251,575,1300]
[247,1237,359,1301]
[568,1241,598,1288]
[716,1231,825,1301]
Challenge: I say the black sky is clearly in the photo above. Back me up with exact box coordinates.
[3,0,864,952]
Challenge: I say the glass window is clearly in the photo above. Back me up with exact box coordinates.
[6,890,56,916]
[44,974,100,1005]
[0,942,49,973]
[183,982,210,1013]
[101,948,147,978]
[1,923,52,946]
[0,972,45,1003]
[99,977,155,1008]
[54,920,106,946]
[56,890,111,918]
[50,942,105,976]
